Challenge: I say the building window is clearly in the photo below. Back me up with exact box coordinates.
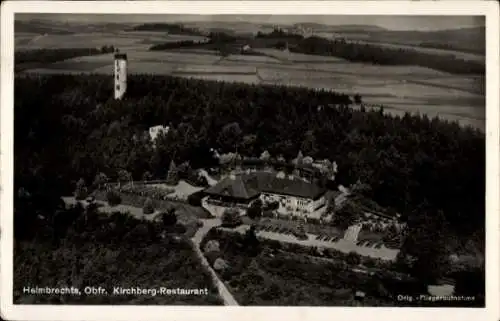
[116,84,120,91]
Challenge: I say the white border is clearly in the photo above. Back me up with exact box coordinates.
[1,1,499,321]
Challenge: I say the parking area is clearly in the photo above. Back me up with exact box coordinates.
[225,224,400,261]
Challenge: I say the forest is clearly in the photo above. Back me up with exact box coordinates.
[14,202,223,305]
[199,228,484,306]
[131,23,203,36]
[14,73,485,288]
[145,27,484,75]
[14,46,115,71]
[289,36,484,75]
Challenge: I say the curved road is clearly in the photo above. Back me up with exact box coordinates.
[62,197,238,306]
[191,218,239,306]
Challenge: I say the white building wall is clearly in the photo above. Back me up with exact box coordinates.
[261,192,323,214]
[148,125,170,142]
[114,58,127,99]
[311,195,326,211]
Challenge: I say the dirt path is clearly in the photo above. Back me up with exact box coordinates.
[191,218,239,306]
[62,197,238,305]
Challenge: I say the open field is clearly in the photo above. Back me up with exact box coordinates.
[316,33,484,63]
[315,26,485,60]
[352,40,484,62]
[17,32,485,131]
[15,31,208,51]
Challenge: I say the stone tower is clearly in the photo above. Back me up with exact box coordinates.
[114,52,127,100]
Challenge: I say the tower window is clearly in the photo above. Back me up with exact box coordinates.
[116,84,120,91]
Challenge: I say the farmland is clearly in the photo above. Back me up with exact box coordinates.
[16,30,485,131]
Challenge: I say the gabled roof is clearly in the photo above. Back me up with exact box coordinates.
[205,174,260,199]
[205,171,326,200]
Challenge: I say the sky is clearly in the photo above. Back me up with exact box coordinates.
[17,14,485,31]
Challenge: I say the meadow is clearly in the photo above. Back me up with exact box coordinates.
[16,31,485,131]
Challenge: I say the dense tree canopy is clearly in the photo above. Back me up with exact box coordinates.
[15,47,115,72]
[132,23,203,36]
[290,36,484,75]
[15,72,484,229]
[14,73,485,283]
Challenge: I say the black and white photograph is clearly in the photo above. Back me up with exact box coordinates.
[1,1,499,321]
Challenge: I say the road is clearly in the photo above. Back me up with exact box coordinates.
[191,218,239,306]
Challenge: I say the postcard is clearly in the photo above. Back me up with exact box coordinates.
[1,1,498,321]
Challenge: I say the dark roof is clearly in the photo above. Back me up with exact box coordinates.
[205,172,326,200]
[114,53,128,60]
[204,174,260,199]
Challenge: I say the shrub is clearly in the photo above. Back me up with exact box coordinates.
[307,217,321,225]
[161,209,177,226]
[106,190,122,206]
[346,251,362,266]
[221,209,243,228]
[204,240,221,253]
[74,178,88,200]
[264,201,279,211]
[143,197,155,214]
[262,210,275,218]
[172,223,187,234]
[205,250,221,266]
[142,171,153,181]
[277,213,289,220]
[247,205,262,220]
[187,191,204,207]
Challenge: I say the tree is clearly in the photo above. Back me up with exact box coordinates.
[118,170,132,187]
[247,199,263,219]
[243,225,260,256]
[187,190,204,206]
[292,221,308,240]
[166,160,179,185]
[93,172,108,190]
[401,207,450,283]
[74,178,88,200]
[143,197,155,215]
[346,252,361,266]
[142,171,153,182]
[176,161,191,179]
[221,208,242,228]
[454,267,485,303]
[217,122,242,152]
[106,190,122,206]
[353,94,362,105]
[334,202,359,230]
[13,72,486,289]
[260,150,271,162]
[161,208,177,226]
